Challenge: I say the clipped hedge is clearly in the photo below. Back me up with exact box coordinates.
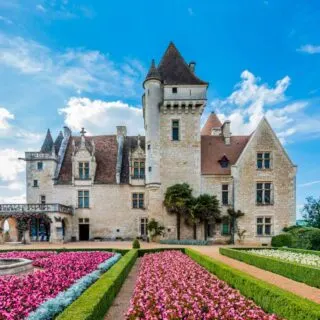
[279,247,320,257]
[220,247,320,288]
[56,249,138,320]
[159,239,209,245]
[271,233,293,247]
[138,247,185,257]
[186,248,320,320]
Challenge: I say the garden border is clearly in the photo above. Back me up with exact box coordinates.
[56,249,138,320]
[186,248,320,320]
[220,247,320,288]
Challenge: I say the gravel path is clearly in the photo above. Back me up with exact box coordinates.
[104,258,141,320]
[198,246,320,304]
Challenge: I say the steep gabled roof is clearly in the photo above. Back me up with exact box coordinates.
[57,135,145,184]
[40,129,54,153]
[201,135,250,175]
[157,42,208,85]
[54,131,64,155]
[201,112,223,135]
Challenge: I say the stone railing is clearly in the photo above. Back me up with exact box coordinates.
[0,203,73,215]
[24,152,57,161]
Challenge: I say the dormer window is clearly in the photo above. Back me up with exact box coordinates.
[172,87,177,94]
[79,162,90,179]
[219,155,229,168]
[132,160,145,179]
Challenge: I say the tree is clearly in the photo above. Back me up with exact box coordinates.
[192,194,221,240]
[185,197,200,240]
[164,183,193,240]
[227,208,245,244]
[302,196,320,228]
[147,218,165,241]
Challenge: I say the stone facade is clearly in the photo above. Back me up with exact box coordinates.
[14,42,296,244]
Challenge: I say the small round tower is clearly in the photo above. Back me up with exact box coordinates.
[143,59,162,186]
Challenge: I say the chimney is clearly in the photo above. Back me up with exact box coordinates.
[222,120,231,145]
[116,126,127,137]
[189,61,196,73]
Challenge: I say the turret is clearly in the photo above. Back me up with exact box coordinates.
[143,59,162,186]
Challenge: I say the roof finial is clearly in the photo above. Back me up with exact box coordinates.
[143,59,161,86]
[80,127,86,136]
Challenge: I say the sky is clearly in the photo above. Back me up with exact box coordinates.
[0,0,319,218]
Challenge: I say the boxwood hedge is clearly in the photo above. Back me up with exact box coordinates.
[186,248,320,320]
[220,247,320,288]
[56,249,138,320]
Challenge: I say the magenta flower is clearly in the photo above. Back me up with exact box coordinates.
[126,251,281,320]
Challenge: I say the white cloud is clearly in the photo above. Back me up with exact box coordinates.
[0,15,13,24]
[299,180,320,187]
[0,107,14,129]
[0,149,25,181]
[297,44,320,54]
[59,97,144,136]
[36,4,46,13]
[210,70,315,143]
[0,33,146,97]
[0,193,26,204]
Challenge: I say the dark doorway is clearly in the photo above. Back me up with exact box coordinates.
[79,224,89,241]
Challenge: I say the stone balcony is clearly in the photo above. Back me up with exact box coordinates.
[23,152,58,161]
[0,203,73,215]
[129,175,145,186]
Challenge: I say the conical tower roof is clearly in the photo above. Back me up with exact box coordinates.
[144,59,161,85]
[201,112,223,136]
[157,42,208,85]
[40,129,54,153]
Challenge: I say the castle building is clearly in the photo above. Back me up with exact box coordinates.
[0,43,297,244]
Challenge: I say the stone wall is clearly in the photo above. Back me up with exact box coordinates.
[232,119,296,244]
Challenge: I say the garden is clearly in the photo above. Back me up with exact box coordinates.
[126,251,280,320]
[0,250,120,320]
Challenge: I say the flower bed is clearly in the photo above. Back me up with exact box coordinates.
[0,251,115,320]
[247,249,320,268]
[126,251,281,320]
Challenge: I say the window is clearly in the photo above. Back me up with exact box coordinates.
[148,166,152,172]
[79,162,90,179]
[33,180,38,187]
[256,182,273,205]
[78,190,89,208]
[147,144,151,150]
[172,120,179,141]
[172,87,177,94]
[222,184,229,205]
[40,195,46,204]
[256,217,272,236]
[132,193,144,209]
[37,162,43,171]
[222,222,230,235]
[140,217,148,237]
[257,152,271,169]
[132,160,145,179]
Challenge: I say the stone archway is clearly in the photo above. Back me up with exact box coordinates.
[0,217,19,242]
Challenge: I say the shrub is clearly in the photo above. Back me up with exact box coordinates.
[159,239,209,245]
[220,248,320,288]
[187,248,320,320]
[288,227,320,250]
[271,233,293,247]
[132,238,140,249]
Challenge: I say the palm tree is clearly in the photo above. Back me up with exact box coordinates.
[193,194,221,240]
[227,208,245,244]
[164,183,193,240]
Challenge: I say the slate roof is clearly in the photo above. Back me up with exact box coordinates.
[40,129,54,153]
[156,42,208,85]
[54,131,64,155]
[201,135,250,175]
[201,112,223,135]
[144,59,161,84]
[57,135,144,184]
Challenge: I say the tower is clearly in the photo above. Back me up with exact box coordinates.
[143,42,208,239]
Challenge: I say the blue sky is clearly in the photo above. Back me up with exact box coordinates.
[0,0,319,218]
